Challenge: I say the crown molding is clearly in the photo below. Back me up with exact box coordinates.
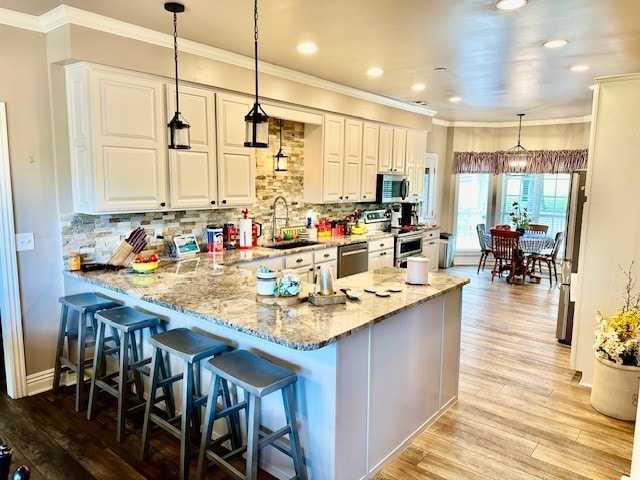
[433,115,592,128]
[0,8,42,32]
[35,5,437,118]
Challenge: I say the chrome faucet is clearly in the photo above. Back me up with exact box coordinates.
[271,196,289,241]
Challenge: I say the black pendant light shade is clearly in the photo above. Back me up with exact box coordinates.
[165,2,190,150]
[274,119,288,171]
[244,0,269,148]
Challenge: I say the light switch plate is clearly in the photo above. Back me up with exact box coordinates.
[15,232,34,251]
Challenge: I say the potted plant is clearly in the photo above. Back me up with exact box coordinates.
[591,262,640,421]
[509,201,530,234]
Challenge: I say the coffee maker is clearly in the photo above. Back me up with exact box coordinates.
[401,202,419,227]
[389,204,402,229]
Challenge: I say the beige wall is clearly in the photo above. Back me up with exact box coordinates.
[0,25,63,375]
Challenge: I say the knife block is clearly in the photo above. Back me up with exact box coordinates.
[107,241,133,266]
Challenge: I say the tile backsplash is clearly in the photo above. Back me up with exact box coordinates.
[60,118,384,263]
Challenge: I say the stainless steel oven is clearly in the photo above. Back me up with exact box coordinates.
[394,231,424,268]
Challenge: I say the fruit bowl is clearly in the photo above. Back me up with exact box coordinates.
[130,261,159,273]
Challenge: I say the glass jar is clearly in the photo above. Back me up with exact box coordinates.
[68,251,81,271]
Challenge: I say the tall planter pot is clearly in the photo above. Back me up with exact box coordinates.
[590,356,640,421]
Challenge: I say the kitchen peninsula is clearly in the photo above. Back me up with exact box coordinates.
[64,256,468,479]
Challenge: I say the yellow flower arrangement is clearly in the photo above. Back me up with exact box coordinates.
[594,262,640,366]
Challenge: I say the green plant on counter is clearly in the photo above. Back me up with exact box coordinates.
[594,261,640,366]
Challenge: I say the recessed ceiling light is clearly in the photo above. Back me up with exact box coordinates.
[496,0,528,11]
[570,64,590,72]
[297,42,318,54]
[411,83,426,92]
[448,96,462,103]
[366,67,384,77]
[542,39,568,49]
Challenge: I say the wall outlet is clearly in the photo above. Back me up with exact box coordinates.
[15,232,34,251]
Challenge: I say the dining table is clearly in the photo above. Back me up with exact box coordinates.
[484,231,556,284]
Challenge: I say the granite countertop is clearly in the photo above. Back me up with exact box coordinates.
[65,251,468,351]
[222,231,392,265]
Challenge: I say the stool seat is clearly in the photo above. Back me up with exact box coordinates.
[197,350,307,480]
[96,306,160,332]
[53,292,121,411]
[59,292,120,313]
[206,349,297,398]
[148,328,227,362]
[88,306,162,442]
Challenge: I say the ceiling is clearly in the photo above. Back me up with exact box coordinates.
[2,0,640,122]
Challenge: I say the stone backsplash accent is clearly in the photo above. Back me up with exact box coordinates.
[61,118,386,263]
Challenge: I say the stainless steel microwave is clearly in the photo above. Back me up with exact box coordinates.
[376,173,409,203]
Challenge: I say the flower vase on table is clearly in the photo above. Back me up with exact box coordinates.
[509,201,529,235]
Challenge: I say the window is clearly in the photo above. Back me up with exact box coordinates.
[498,173,570,234]
[455,174,490,250]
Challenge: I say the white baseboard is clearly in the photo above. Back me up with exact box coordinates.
[26,368,78,396]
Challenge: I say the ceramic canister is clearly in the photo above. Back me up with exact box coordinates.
[406,257,429,285]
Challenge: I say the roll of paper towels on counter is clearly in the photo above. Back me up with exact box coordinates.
[406,257,429,285]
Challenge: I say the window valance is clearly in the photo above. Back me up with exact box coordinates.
[454,149,588,174]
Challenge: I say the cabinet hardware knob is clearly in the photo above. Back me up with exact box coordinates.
[296,258,303,263]
[160,202,166,207]
[345,196,349,199]
[323,254,329,258]
[222,200,227,204]
[210,200,216,205]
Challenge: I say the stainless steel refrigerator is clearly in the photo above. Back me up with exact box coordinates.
[556,170,587,345]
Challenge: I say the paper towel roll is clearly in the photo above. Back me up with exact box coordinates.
[239,218,252,249]
[406,257,429,285]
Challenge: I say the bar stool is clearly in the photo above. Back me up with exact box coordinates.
[52,292,121,411]
[197,349,307,480]
[140,328,232,480]
[87,306,165,442]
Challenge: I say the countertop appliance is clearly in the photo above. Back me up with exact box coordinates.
[557,170,587,345]
[376,173,409,203]
[337,241,368,278]
[401,202,419,227]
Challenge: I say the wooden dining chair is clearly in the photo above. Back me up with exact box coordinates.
[476,223,492,274]
[526,224,549,234]
[495,224,512,231]
[489,228,523,285]
[530,231,564,286]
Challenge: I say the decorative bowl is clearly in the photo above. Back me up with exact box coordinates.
[130,261,159,273]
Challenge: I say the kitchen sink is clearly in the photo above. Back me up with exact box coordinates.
[264,240,320,250]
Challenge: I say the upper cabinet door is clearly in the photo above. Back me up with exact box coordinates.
[166,84,218,209]
[67,65,167,213]
[361,122,379,201]
[342,119,363,201]
[378,124,393,172]
[392,127,407,172]
[216,93,256,207]
[322,114,345,202]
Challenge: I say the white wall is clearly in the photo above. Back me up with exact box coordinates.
[573,73,640,386]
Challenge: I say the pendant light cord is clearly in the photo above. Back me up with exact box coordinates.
[173,10,180,114]
[516,113,524,147]
[253,0,259,106]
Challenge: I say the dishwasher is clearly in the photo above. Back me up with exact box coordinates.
[337,241,368,278]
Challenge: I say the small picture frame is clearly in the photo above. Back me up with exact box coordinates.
[173,234,200,257]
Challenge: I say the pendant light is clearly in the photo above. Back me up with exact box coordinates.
[274,119,288,171]
[165,2,190,150]
[503,113,529,169]
[244,0,269,148]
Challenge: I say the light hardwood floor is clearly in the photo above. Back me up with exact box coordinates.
[375,265,634,480]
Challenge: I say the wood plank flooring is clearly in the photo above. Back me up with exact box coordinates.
[0,265,634,479]
[375,265,634,480]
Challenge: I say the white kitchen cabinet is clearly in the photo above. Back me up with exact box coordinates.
[285,250,315,283]
[66,63,167,213]
[422,228,440,272]
[216,93,256,207]
[342,118,363,201]
[391,127,407,172]
[406,129,428,201]
[368,237,394,271]
[166,84,218,209]
[239,256,284,272]
[360,122,379,202]
[320,114,345,202]
[377,124,393,172]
